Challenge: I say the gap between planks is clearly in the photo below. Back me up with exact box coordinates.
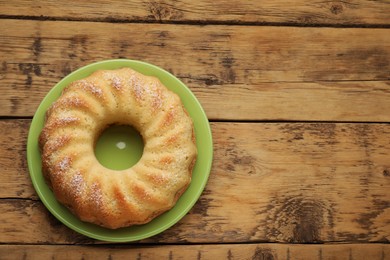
[1,243,390,260]
[1,116,389,125]
[1,0,390,28]
[1,15,390,29]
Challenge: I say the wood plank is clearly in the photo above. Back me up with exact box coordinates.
[0,120,35,199]
[0,19,389,120]
[1,244,390,260]
[0,0,389,26]
[198,81,390,122]
[1,120,390,243]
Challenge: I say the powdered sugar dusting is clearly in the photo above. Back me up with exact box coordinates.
[111,76,122,90]
[90,183,103,207]
[128,75,142,100]
[58,157,71,172]
[47,136,70,152]
[58,116,79,124]
[70,171,84,196]
[103,71,123,91]
[129,75,164,109]
[148,82,163,110]
[79,80,103,98]
[66,96,84,107]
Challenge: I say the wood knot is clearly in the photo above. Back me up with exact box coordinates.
[252,247,275,260]
[223,143,258,175]
[266,196,334,243]
[148,1,183,21]
[330,3,343,15]
[383,169,390,177]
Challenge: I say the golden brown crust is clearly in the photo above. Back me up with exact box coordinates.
[39,68,197,229]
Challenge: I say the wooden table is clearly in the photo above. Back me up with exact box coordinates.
[1,1,390,259]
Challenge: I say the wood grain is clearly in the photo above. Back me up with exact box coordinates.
[1,0,389,26]
[1,0,389,256]
[1,120,389,244]
[0,120,35,199]
[0,19,389,120]
[1,244,390,260]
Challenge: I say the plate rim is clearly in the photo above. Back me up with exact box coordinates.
[27,59,213,242]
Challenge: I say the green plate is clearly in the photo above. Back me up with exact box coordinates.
[27,59,213,242]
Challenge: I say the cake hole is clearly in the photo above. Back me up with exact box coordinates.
[95,125,144,170]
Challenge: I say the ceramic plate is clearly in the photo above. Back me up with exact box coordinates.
[27,59,213,242]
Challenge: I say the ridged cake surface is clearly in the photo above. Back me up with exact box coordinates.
[39,68,197,229]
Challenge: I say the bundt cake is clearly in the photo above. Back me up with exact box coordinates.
[39,67,197,229]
